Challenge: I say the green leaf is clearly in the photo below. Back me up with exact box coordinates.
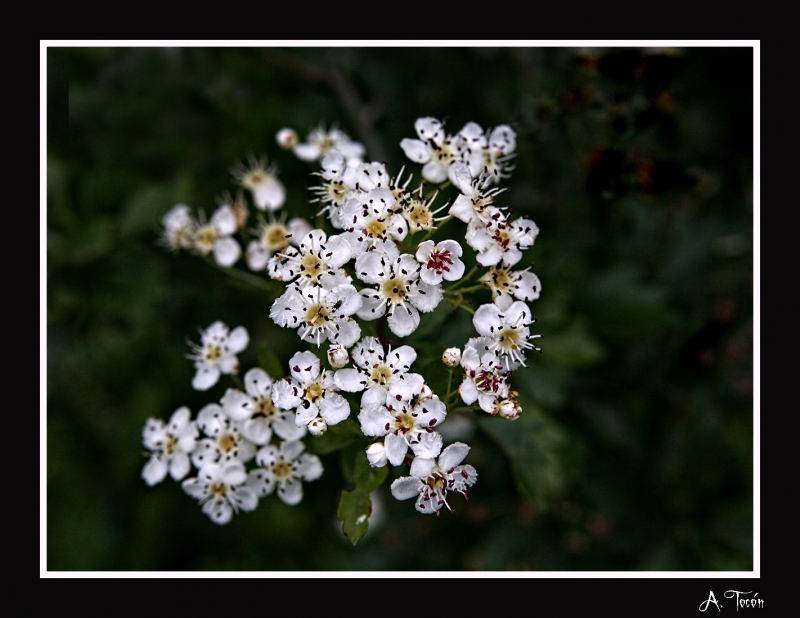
[539,318,606,370]
[337,451,388,546]
[477,399,566,509]
[308,419,364,455]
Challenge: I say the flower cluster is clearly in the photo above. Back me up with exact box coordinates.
[145,117,542,528]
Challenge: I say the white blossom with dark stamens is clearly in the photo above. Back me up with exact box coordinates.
[390,442,478,515]
[465,210,538,268]
[355,251,442,338]
[272,351,351,429]
[141,406,198,486]
[191,403,256,468]
[340,187,408,258]
[400,117,460,185]
[246,440,323,506]
[415,239,466,286]
[266,229,352,288]
[334,337,424,408]
[187,321,249,391]
[191,204,242,267]
[458,337,512,413]
[246,215,311,272]
[479,265,542,302]
[182,461,258,525]
[472,296,542,371]
[219,367,306,445]
[270,283,362,348]
[357,393,447,466]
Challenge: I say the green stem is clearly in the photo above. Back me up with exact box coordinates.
[204,257,277,293]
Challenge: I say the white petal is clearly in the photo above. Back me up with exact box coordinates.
[297,453,324,481]
[277,478,303,505]
[247,468,276,497]
[213,237,241,267]
[142,456,168,486]
[410,431,443,459]
[246,241,270,271]
[273,412,308,441]
[332,317,361,348]
[421,161,448,184]
[227,326,249,354]
[230,487,259,512]
[202,498,233,525]
[192,366,220,391]
[334,368,366,393]
[168,452,191,481]
[211,205,238,235]
[409,456,436,479]
[400,138,430,163]
[319,393,351,425]
[390,476,423,501]
[220,388,253,421]
[357,404,392,437]
[273,378,302,410]
[387,304,420,337]
[439,442,471,472]
[384,433,409,466]
[241,418,272,445]
[221,461,248,486]
[254,178,286,211]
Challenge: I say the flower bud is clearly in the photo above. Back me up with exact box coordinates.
[327,343,349,368]
[442,347,462,367]
[495,399,521,421]
[276,128,299,150]
[308,417,328,436]
[366,442,388,468]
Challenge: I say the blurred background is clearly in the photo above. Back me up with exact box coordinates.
[46,46,754,571]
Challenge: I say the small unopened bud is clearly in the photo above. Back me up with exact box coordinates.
[276,128,299,150]
[496,399,522,421]
[327,343,349,368]
[366,442,388,468]
[308,417,328,436]
[442,347,462,367]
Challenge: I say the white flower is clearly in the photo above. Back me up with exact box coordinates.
[340,187,408,257]
[473,297,541,370]
[334,337,423,408]
[187,321,249,391]
[141,406,198,486]
[458,337,511,413]
[233,156,286,211]
[192,205,242,267]
[479,265,541,302]
[449,162,508,225]
[355,252,442,337]
[357,394,447,466]
[160,204,195,251]
[219,367,307,445]
[400,117,459,184]
[272,351,351,428]
[390,442,478,515]
[267,229,352,289]
[415,239,466,286]
[246,441,323,506]
[246,215,311,272]
[270,283,362,348]
[191,403,256,468]
[465,211,538,268]
[293,125,365,167]
[310,150,360,229]
[182,461,258,525]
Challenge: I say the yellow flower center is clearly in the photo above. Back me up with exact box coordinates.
[305,304,330,328]
[381,278,408,304]
[273,461,292,480]
[369,363,392,386]
[195,225,217,253]
[262,223,289,250]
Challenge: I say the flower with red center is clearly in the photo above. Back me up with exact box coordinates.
[415,239,466,286]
